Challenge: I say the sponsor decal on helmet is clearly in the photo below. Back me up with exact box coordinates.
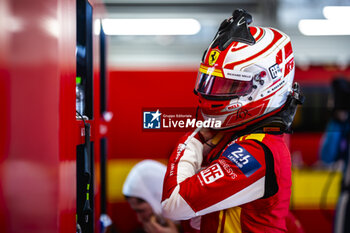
[235,108,251,120]
[267,79,286,94]
[208,50,220,66]
[269,63,282,80]
[226,102,242,111]
[223,69,254,81]
[222,143,261,177]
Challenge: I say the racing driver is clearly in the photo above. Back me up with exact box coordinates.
[161,9,304,233]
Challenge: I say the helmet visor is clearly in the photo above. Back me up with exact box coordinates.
[195,72,253,98]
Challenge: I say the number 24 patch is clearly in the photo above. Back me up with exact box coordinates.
[222,143,261,177]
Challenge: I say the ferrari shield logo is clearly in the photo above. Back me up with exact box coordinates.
[208,50,220,66]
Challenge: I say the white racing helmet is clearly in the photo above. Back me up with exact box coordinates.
[195,9,297,131]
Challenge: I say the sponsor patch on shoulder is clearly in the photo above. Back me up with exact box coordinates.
[222,143,261,177]
[200,163,224,184]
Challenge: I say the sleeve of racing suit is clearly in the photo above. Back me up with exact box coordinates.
[161,135,267,220]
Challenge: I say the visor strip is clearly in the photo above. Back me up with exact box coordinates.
[199,64,224,77]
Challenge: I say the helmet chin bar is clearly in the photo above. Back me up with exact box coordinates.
[214,82,304,134]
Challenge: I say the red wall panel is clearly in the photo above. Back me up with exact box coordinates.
[0,0,66,232]
[0,0,105,232]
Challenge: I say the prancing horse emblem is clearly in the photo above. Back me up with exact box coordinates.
[208,50,220,66]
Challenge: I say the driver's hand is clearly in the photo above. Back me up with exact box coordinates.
[143,216,179,233]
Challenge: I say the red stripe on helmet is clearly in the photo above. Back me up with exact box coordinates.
[231,44,249,52]
[249,26,258,36]
[284,41,293,59]
[224,28,283,70]
[265,79,280,90]
[284,58,294,77]
[276,49,283,65]
[254,27,265,42]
